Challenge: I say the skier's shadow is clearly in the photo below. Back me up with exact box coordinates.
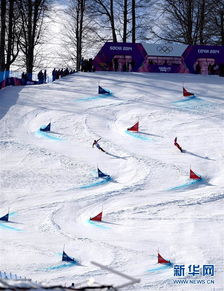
[138,131,162,138]
[91,220,120,226]
[4,220,23,225]
[183,150,215,161]
[101,220,120,226]
[105,151,130,159]
[47,131,62,135]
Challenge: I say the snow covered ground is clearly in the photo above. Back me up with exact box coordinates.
[0,72,224,290]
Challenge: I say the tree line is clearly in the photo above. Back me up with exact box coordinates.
[0,0,49,80]
[0,0,224,79]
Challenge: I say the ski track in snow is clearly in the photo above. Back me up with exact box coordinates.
[0,72,224,290]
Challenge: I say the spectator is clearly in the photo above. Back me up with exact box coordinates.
[44,70,47,83]
[131,59,135,71]
[52,68,56,81]
[113,58,118,71]
[88,58,93,72]
[219,64,224,77]
[37,70,44,84]
[80,58,84,71]
[195,63,201,74]
[213,63,219,75]
[21,72,27,85]
[208,63,212,74]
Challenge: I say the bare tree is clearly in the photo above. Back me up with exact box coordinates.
[90,0,117,42]
[0,0,20,78]
[0,0,6,75]
[90,0,153,43]
[220,7,224,44]
[209,0,224,44]
[123,0,128,42]
[58,0,97,71]
[17,0,49,80]
[131,0,155,42]
[151,0,197,44]
[110,0,117,42]
[5,0,21,74]
[76,0,85,70]
[198,0,206,44]
[132,0,135,43]
[151,0,224,45]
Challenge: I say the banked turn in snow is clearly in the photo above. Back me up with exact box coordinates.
[0,72,224,290]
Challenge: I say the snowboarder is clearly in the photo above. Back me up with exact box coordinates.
[92,138,105,152]
[174,137,183,152]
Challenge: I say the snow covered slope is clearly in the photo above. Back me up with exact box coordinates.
[0,72,223,290]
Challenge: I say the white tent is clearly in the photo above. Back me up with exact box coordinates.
[142,43,188,57]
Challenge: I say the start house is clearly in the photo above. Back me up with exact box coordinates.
[93,42,224,75]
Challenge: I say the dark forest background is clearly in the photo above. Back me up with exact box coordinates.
[0,0,224,78]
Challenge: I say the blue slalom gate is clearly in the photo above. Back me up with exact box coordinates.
[98,86,112,95]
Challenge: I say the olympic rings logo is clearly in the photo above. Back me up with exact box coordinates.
[157,46,173,53]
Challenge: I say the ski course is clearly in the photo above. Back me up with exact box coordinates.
[0,72,224,289]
